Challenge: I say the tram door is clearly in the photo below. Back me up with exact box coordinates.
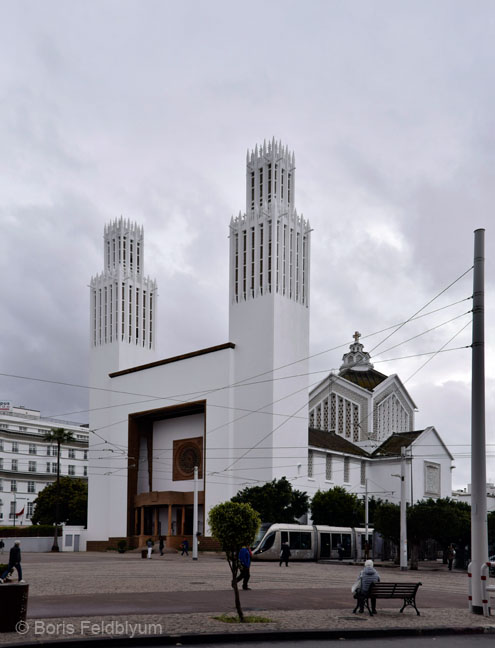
[320,533,331,558]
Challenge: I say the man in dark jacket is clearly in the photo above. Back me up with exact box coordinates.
[357,559,380,613]
[279,541,291,567]
[236,545,252,590]
[0,540,24,583]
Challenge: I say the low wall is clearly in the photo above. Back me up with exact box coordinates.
[0,537,54,553]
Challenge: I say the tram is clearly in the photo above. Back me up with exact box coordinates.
[251,523,373,561]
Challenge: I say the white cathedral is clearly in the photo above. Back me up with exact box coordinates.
[87,140,453,549]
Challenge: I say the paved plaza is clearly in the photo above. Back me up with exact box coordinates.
[1,551,495,643]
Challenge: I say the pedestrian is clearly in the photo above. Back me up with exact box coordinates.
[159,536,165,556]
[354,559,380,614]
[363,541,370,560]
[337,542,344,561]
[279,541,291,567]
[447,544,456,571]
[180,538,189,556]
[236,545,251,590]
[146,538,153,559]
[0,539,4,554]
[0,540,24,583]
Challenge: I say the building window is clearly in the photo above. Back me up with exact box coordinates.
[84,450,88,461]
[68,465,75,476]
[68,448,75,459]
[19,426,27,432]
[325,455,332,480]
[26,502,34,519]
[29,461,36,473]
[308,450,314,478]
[259,223,263,293]
[250,171,255,209]
[46,446,53,456]
[234,232,239,301]
[259,167,263,206]
[309,410,315,427]
[0,458,2,470]
[28,481,35,493]
[11,460,18,471]
[9,501,15,518]
[343,457,350,483]
[0,440,3,450]
[12,442,18,453]
[11,480,17,492]
[360,461,366,486]
[268,163,272,203]
[52,463,57,474]
[0,424,7,430]
[29,443,37,455]
[83,466,88,477]
[0,479,3,491]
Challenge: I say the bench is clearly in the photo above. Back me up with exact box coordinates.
[353,582,422,616]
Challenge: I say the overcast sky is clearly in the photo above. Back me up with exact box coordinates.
[1,0,494,490]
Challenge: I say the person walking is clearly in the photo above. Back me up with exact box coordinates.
[180,538,189,556]
[355,559,380,614]
[0,540,24,583]
[447,544,456,571]
[236,545,252,590]
[159,536,165,556]
[146,538,153,559]
[279,541,291,567]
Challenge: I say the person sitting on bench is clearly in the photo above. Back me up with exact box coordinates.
[357,559,380,613]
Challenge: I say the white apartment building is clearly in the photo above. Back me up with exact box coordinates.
[0,401,89,526]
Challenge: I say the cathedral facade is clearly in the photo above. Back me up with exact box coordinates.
[87,140,453,548]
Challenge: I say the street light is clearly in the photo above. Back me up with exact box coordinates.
[392,447,408,570]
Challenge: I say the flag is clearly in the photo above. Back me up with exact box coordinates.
[15,508,24,517]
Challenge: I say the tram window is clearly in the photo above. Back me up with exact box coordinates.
[289,531,312,550]
[258,532,275,553]
[281,531,288,544]
[332,534,342,548]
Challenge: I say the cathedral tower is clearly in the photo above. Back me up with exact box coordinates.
[228,139,311,486]
[89,217,157,378]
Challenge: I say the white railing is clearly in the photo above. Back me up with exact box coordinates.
[481,561,495,616]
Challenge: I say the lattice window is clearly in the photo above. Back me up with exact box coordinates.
[353,404,360,441]
[316,405,321,429]
[345,400,352,438]
[330,394,336,431]
[323,399,329,430]
[338,397,344,435]
[325,455,332,480]
[309,410,315,428]
[308,450,314,478]
[360,461,366,486]
[343,457,350,483]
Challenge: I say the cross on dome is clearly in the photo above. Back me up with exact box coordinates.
[353,331,361,343]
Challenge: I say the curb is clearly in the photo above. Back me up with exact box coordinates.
[9,625,495,647]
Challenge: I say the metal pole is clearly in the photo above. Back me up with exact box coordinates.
[192,466,198,561]
[400,446,408,571]
[364,479,369,558]
[470,228,487,614]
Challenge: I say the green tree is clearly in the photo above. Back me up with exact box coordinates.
[231,477,309,523]
[43,428,75,551]
[208,501,260,622]
[310,486,363,526]
[407,498,471,569]
[31,477,87,526]
[372,501,400,546]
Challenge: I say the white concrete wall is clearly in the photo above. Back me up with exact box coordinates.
[0,537,54,552]
[87,346,234,541]
[62,525,87,552]
[151,413,204,493]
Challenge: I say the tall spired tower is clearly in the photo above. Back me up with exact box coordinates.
[228,139,311,486]
[89,217,158,379]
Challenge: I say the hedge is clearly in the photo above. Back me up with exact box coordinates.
[0,525,61,538]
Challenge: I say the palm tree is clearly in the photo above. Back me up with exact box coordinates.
[43,427,75,552]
